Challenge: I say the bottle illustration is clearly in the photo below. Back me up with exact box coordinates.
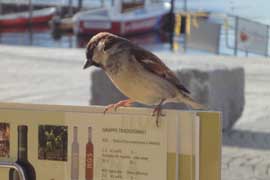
[85,127,94,180]
[71,126,79,180]
[9,125,36,180]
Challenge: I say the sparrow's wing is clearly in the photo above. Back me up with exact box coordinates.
[132,46,190,94]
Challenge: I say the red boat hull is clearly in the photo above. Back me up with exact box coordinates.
[0,8,56,27]
[0,14,54,27]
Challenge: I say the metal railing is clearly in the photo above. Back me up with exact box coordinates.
[0,161,26,180]
[171,11,270,57]
[225,14,270,57]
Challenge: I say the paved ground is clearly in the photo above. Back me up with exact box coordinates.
[0,45,89,105]
[1,45,270,179]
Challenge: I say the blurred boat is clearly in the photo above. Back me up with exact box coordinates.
[49,16,74,32]
[0,7,57,27]
[75,31,167,48]
[0,24,50,33]
[73,0,170,35]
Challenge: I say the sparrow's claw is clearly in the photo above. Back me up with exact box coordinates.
[152,105,165,127]
[152,99,165,127]
[104,99,134,114]
[104,104,115,114]
[152,107,164,127]
[152,107,165,117]
[114,99,134,111]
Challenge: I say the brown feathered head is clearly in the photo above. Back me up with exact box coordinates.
[83,32,123,69]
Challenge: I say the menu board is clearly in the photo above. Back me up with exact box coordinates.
[0,103,221,180]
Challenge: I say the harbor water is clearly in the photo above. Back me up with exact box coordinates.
[0,0,270,55]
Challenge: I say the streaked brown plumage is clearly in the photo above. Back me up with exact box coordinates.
[83,32,206,126]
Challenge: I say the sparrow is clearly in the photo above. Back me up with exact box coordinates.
[83,32,206,126]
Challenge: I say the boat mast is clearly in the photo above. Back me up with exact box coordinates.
[29,0,33,25]
[68,0,73,16]
[169,0,175,50]
[184,0,187,11]
[0,2,2,14]
[78,0,83,9]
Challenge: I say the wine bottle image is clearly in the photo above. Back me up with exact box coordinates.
[85,127,94,180]
[71,126,79,180]
[9,125,36,180]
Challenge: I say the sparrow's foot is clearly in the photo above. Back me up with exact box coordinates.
[152,99,165,127]
[103,104,115,114]
[114,99,134,111]
[104,99,134,114]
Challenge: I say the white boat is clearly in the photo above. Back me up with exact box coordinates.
[73,0,170,35]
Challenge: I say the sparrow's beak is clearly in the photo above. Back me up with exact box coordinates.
[83,59,93,69]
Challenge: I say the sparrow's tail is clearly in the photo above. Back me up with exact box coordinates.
[180,95,208,110]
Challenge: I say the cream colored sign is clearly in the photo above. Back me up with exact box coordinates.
[0,103,167,180]
[66,112,167,180]
[0,103,221,180]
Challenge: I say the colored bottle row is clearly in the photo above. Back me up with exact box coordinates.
[71,126,94,180]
